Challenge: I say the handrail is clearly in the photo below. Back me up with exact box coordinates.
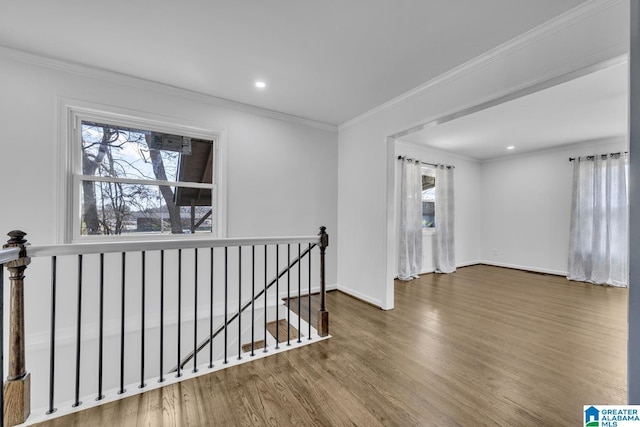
[3,227,328,425]
[173,243,317,371]
[0,247,20,264]
[27,235,321,258]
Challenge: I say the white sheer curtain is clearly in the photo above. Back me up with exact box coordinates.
[398,159,422,280]
[435,165,455,273]
[567,154,628,287]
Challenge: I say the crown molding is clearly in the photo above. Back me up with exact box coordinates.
[0,45,338,133]
[339,0,626,131]
[387,53,627,147]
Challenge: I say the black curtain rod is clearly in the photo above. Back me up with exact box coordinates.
[568,151,628,162]
[397,155,454,169]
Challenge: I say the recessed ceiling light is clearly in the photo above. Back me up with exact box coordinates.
[507,146,515,150]
[255,81,266,89]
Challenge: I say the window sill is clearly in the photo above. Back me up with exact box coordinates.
[422,228,435,236]
[70,232,220,245]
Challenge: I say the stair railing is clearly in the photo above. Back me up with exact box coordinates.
[173,239,319,372]
[1,227,329,426]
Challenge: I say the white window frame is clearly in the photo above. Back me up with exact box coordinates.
[57,99,227,243]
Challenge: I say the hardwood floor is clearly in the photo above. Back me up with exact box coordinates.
[32,265,627,426]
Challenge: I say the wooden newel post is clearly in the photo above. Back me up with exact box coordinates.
[3,231,30,427]
[318,226,329,337]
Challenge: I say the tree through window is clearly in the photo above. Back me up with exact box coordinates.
[79,121,215,237]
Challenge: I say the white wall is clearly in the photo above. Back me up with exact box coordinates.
[480,137,628,274]
[0,52,338,412]
[0,49,339,306]
[0,54,338,248]
[0,52,338,283]
[337,0,629,310]
[394,141,482,276]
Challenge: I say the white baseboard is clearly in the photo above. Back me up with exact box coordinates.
[280,284,337,299]
[394,260,483,277]
[335,284,382,308]
[478,260,567,276]
[457,260,482,268]
[412,259,565,276]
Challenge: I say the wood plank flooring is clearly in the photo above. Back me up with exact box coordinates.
[32,265,627,426]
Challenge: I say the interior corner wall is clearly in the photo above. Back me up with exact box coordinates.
[480,138,628,275]
[0,54,338,302]
[336,0,628,310]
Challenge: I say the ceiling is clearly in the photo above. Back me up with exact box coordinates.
[400,61,629,160]
[0,0,588,126]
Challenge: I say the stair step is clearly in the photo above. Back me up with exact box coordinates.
[285,294,321,328]
[241,340,266,353]
[267,319,300,343]
[241,320,301,352]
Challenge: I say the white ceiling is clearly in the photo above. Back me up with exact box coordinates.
[400,61,629,160]
[0,0,588,126]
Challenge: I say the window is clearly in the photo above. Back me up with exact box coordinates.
[421,166,435,228]
[62,105,222,242]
